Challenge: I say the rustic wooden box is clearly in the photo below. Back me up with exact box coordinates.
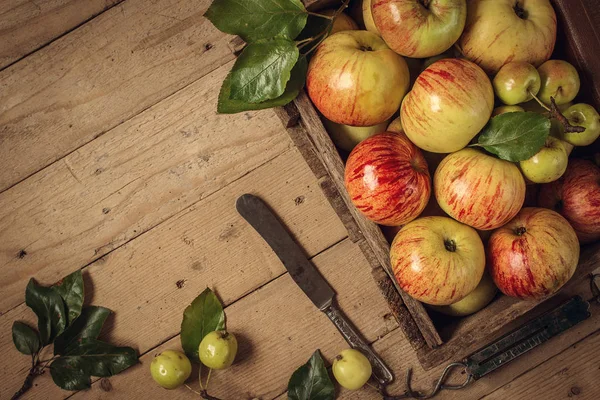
[274,0,600,370]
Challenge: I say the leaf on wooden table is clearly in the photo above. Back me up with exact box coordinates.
[52,270,84,325]
[288,350,335,400]
[12,321,41,355]
[25,279,67,345]
[475,112,551,162]
[54,306,111,355]
[218,55,307,114]
[228,39,299,103]
[180,288,225,362]
[204,0,308,42]
[50,339,138,391]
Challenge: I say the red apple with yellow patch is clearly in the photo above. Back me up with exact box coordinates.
[401,59,494,153]
[345,132,431,226]
[434,148,526,230]
[488,207,579,300]
[391,216,485,305]
[307,30,410,126]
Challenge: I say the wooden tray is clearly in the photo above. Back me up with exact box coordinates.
[272,0,600,370]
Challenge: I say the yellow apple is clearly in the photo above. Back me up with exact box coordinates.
[371,0,467,58]
[459,0,556,74]
[401,58,494,153]
[362,0,380,36]
[323,118,389,152]
[430,271,498,317]
[307,31,410,126]
[387,116,403,133]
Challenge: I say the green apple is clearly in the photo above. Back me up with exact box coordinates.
[492,105,525,117]
[332,349,372,390]
[537,60,580,106]
[493,62,541,105]
[519,136,568,183]
[561,103,600,146]
[430,271,498,317]
[372,0,467,58]
[323,118,389,152]
[150,350,192,389]
[548,119,574,155]
[199,331,238,370]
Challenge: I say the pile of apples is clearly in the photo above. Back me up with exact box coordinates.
[306,0,600,316]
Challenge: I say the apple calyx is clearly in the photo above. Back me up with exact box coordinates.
[360,45,373,52]
[444,239,457,252]
[418,0,431,9]
[513,2,528,20]
[514,226,527,236]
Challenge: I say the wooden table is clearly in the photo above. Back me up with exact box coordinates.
[0,1,598,399]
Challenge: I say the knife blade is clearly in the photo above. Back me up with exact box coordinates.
[236,193,394,385]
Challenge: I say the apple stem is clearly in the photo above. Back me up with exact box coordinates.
[529,90,552,112]
[549,97,586,133]
[307,11,334,20]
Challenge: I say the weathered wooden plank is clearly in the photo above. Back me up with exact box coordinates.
[289,91,442,348]
[482,330,600,400]
[0,0,123,69]
[0,0,236,192]
[62,239,397,399]
[0,148,351,399]
[0,60,292,315]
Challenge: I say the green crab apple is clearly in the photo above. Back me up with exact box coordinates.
[492,105,525,116]
[537,60,580,106]
[323,118,389,152]
[429,271,498,317]
[371,0,466,58]
[561,103,600,146]
[307,31,410,126]
[519,136,568,183]
[391,216,485,305]
[401,58,494,153]
[332,349,372,390]
[150,350,192,390]
[199,331,238,370]
[493,62,541,105]
[459,0,556,74]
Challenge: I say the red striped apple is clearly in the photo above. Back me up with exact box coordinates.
[307,30,410,126]
[434,148,526,230]
[538,159,600,243]
[488,207,579,300]
[459,0,556,74]
[345,132,431,226]
[370,0,466,58]
[390,216,485,305]
[401,58,494,153]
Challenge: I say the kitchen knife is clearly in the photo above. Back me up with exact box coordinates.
[236,193,394,385]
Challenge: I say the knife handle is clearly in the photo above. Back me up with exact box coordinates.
[323,302,394,386]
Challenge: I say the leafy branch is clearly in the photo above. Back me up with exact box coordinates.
[11,271,138,399]
[205,0,349,114]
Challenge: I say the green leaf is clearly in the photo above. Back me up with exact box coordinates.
[50,339,138,391]
[25,279,67,345]
[204,0,308,42]
[288,350,335,400]
[228,39,299,103]
[180,288,225,362]
[54,306,111,355]
[476,112,551,162]
[52,270,84,325]
[12,322,40,355]
[218,55,307,114]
